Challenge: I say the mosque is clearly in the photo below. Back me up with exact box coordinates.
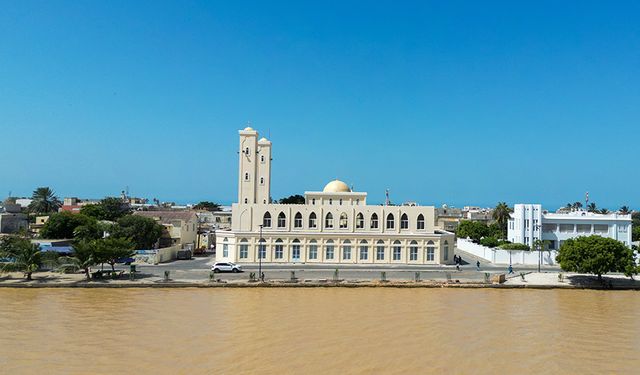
[215,127,455,265]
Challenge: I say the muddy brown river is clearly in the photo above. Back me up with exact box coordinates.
[0,288,638,374]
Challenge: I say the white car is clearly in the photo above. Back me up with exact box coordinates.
[211,262,243,273]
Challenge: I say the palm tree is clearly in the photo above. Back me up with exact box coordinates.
[572,202,583,211]
[619,206,631,215]
[59,240,97,280]
[0,236,42,280]
[587,203,597,212]
[599,208,610,214]
[492,202,512,239]
[28,187,62,213]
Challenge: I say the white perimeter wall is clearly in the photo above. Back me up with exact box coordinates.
[457,238,558,266]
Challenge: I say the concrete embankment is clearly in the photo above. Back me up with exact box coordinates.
[1,272,639,290]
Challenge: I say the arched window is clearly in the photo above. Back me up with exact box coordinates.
[339,212,348,229]
[309,212,317,228]
[292,239,301,261]
[308,239,318,260]
[339,199,343,205]
[294,212,303,228]
[258,238,266,259]
[222,237,229,257]
[277,212,286,228]
[371,213,379,229]
[325,212,334,228]
[356,213,364,229]
[239,238,248,259]
[263,212,272,227]
[376,240,385,260]
[342,239,352,260]
[417,214,425,230]
[392,240,402,260]
[400,213,409,229]
[426,240,435,262]
[444,240,449,261]
[325,239,335,260]
[409,240,418,261]
[359,239,368,261]
[386,213,395,229]
[274,238,284,259]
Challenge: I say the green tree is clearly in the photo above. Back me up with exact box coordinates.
[95,237,135,271]
[633,226,640,242]
[193,201,221,211]
[59,240,98,280]
[0,236,42,280]
[492,202,511,237]
[278,195,305,204]
[40,212,97,239]
[599,208,610,214]
[79,203,107,220]
[556,236,637,281]
[587,202,598,212]
[572,202,583,211]
[619,206,631,215]
[28,187,62,214]
[456,220,491,243]
[80,197,131,221]
[111,215,163,249]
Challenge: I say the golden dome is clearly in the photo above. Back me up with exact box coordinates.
[323,179,351,193]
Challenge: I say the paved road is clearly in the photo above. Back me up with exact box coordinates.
[114,250,560,282]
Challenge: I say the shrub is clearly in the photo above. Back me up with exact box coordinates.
[480,236,500,248]
[499,242,530,251]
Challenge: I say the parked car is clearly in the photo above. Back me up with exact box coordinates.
[211,262,243,273]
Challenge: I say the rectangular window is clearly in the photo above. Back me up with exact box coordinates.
[444,246,449,260]
[309,245,318,260]
[239,245,248,259]
[594,224,609,234]
[294,217,302,228]
[275,245,283,259]
[417,220,425,230]
[548,240,556,250]
[371,217,379,229]
[542,224,557,232]
[292,245,300,260]
[359,246,368,260]
[559,224,574,233]
[376,246,385,260]
[427,247,435,261]
[393,246,401,261]
[258,245,266,259]
[342,246,351,260]
[325,246,334,260]
[619,225,628,233]
[223,244,229,257]
[409,247,418,261]
[309,217,317,228]
[577,224,591,233]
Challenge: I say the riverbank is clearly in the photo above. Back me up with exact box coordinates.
[0,271,638,289]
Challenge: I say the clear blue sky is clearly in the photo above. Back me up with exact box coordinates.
[1,1,638,210]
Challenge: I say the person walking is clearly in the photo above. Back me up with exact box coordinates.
[476,261,480,271]
[508,265,514,274]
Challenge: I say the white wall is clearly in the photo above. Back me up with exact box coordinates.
[457,238,558,266]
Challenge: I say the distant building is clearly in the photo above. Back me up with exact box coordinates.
[134,210,198,249]
[435,206,463,232]
[0,203,28,234]
[508,204,633,249]
[59,197,99,213]
[30,216,50,235]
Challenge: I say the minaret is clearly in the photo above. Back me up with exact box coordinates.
[238,127,259,204]
[257,137,272,204]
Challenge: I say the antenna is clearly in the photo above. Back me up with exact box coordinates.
[385,189,390,206]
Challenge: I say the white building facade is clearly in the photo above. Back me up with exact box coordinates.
[508,204,633,249]
[216,127,455,265]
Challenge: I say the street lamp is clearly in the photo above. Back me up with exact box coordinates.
[258,224,264,282]
[534,224,543,273]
